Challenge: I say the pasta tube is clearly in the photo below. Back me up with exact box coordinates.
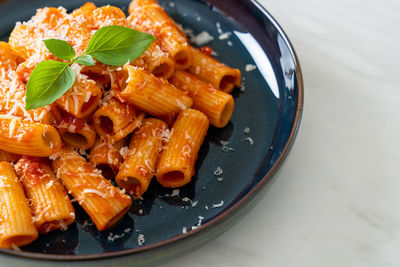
[119,65,192,120]
[0,42,17,71]
[156,109,209,188]
[0,150,19,163]
[92,5,128,29]
[9,24,42,60]
[0,115,61,157]
[128,0,193,69]
[133,42,175,80]
[71,2,97,19]
[57,114,96,150]
[0,43,60,124]
[170,71,235,128]
[0,68,61,124]
[90,138,124,179]
[188,47,241,93]
[116,118,168,198]
[14,157,75,234]
[52,147,132,231]
[93,97,144,142]
[56,75,102,119]
[0,162,38,248]
[81,64,111,90]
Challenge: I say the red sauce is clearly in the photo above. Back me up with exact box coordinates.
[59,113,88,132]
[81,94,98,113]
[15,156,47,185]
[200,46,213,57]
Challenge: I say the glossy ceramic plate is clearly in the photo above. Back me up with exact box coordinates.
[0,0,303,264]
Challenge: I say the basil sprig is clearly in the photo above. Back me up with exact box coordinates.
[26,25,155,110]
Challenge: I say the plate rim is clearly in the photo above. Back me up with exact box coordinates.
[0,0,304,261]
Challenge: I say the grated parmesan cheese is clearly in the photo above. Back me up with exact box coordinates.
[82,189,108,199]
[220,141,235,152]
[182,197,191,203]
[213,166,223,176]
[245,64,257,72]
[119,146,130,158]
[46,180,54,189]
[181,144,192,158]
[216,22,222,34]
[170,189,180,197]
[144,159,155,172]
[212,200,224,208]
[241,137,254,146]
[219,32,231,40]
[137,234,145,246]
[9,119,17,137]
[176,99,188,110]
[108,232,125,242]
[197,216,204,227]
[190,31,214,46]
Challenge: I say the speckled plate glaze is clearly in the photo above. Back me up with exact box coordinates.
[0,0,303,264]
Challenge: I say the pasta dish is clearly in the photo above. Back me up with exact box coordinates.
[0,0,241,249]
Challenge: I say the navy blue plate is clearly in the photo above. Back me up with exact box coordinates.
[0,0,303,263]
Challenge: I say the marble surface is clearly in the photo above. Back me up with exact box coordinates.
[161,0,400,266]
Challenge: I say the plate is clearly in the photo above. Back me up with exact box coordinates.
[0,0,303,264]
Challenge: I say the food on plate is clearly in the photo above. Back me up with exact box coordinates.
[0,0,241,249]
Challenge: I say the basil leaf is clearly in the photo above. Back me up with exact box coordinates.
[85,25,155,66]
[26,61,75,110]
[43,39,75,60]
[74,55,95,66]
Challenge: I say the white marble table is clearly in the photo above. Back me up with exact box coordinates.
[162,0,400,266]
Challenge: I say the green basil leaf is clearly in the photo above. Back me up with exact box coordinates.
[43,39,75,60]
[74,55,95,66]
[26,61,75,110]
[85,25,156,66]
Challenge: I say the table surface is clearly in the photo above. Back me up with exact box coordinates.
[161,0,400,266]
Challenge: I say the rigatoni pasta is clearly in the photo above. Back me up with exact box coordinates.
[170,71,235,128]
[56,75,102,119]
[133,42,175,79]
[0,42,17,70]
[90,138,124,179]
[52,147,132,231]
[128,0,193,69]
[57,114,96,150]
[119,65,193,120]
[0,162,38,248]
[8,23,42,60]
[0,150,19,163]
[116,118,168,198]
[0,42,60,124]
[156,109,209,188]
[14,157,75,234]
[0,0,242,249]
[81,64,111,90]
[93,97,145,142]
[188,47,241,93]
[0,115,61,157]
